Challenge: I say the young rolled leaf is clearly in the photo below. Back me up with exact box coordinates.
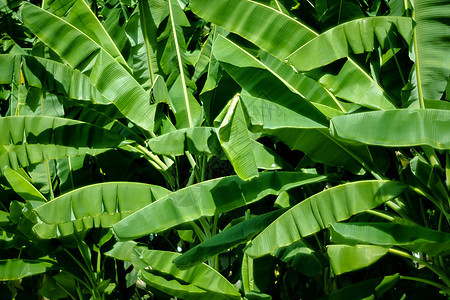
[32,182,171,238]
[112,172,328,240]
[327,244,389,275]
[218,95,258,180]
[133,249,241,300]
[20,3,156,131]
[330,109,450,150]
[0,259,54,280]
[330,222,450,256]
[286,17,413,71]
[244,180,406,258]
[174,209,285,269]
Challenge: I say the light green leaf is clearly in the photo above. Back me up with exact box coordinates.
[413,0,450,100]
[327,244,389,275]
[112,172,328,240]
[32,182,171,238]
[330,222,450,256]
[0,259,53,280]
[21,3,156,131]
[218,95,258,180]
[133,249,241,300]
[4,167,47,202]
[213,35,328,124]
[330,109,450,150]
[244,180,406,258]
[286,17,414,71]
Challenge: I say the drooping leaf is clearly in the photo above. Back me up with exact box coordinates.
[327,244,389,275]
[329,222,450,256]
[112,172,328,240]
[0,259,54,280]
[286,17,414,71]
[20,3,156,131]
[213,35,328,124]
[191,0,396,110]
[174,209,285,269]
[330,109,450,150]
[32,182,171,238]
[3,167,47,202]
[133,248,241,300]
[244,180,406,258]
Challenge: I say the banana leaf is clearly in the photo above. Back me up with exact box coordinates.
[48,0,129,69]
[32,182,171,238]
[133,248,241,300]
[159,0,201,128]
[327,244,389,275]
[3,167,47,202]
[218,95,258,180]
[330,109,450,150]
[286,17,413,71]
[0,258,54,280]
[244,180,406,258]
[213,34,328,124]
[237,95,385,174]
[329,222,450,256]
[174,209,285,269]
[20,3,156,131]
[413,0,450,100]
[112,172,329,240]
[191,0,396,110]
[320,274,399,299]
[147,126,288,170]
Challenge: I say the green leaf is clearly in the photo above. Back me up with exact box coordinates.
[272,240,325,276]
[32,182,171,238]
[286,17,413,71]
[4,167,47,202]
[160,0,201,128]
[190,0,317,59]
[244,180,406,258]
[0,259,53,280]
[174,209,284,269]
[413,0,450,100]
[191,0,396,110]
[20,3,156,131]
[218,95,258,180]
[238,95,379,174]
[327,244,389,275]
[112,172,328,240]
[330,109,450,150]
[213,35,328,125]
[320,274,400,299]
[133,249,241,300]
[330,222,450,256]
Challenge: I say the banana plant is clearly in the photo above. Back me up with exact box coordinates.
[0,0,448,299]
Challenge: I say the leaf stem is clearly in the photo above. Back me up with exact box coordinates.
[389,248,450,287]
[400,275,450,294]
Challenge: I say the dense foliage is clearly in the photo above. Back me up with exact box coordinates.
[0,0,449,298]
